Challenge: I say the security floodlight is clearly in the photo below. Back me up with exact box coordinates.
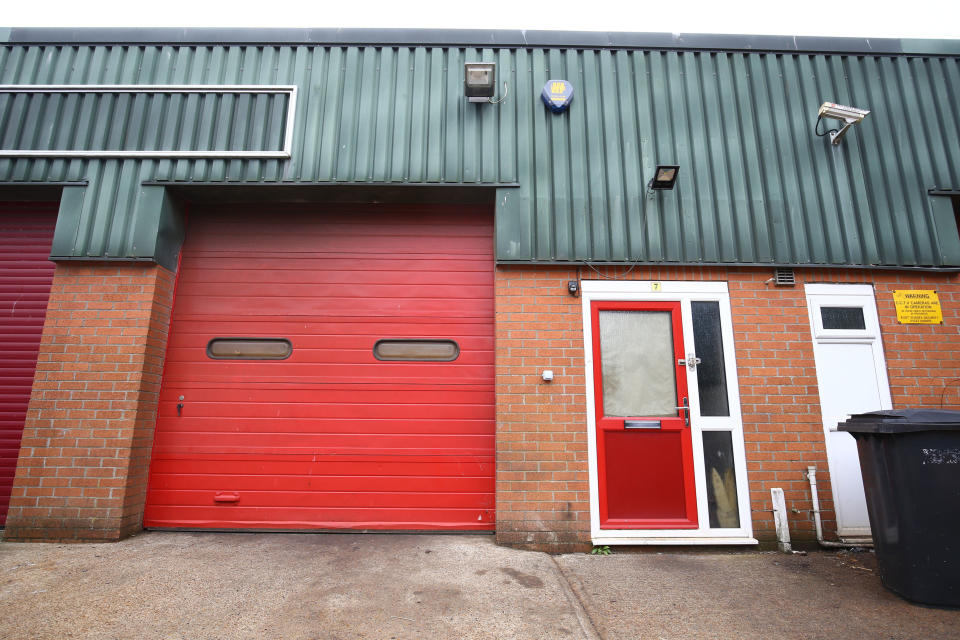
[647,165,680,192]
[465,62,496,102]
[816,102,870,145]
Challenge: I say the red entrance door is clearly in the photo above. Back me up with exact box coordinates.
[591,300,698,529]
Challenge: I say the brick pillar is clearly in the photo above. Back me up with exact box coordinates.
[494,266,592,552]
[4,263,175,542]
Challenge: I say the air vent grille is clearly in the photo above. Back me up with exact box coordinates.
[774,268,796,286]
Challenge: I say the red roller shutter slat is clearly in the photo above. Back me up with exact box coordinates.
[0,202,57,526]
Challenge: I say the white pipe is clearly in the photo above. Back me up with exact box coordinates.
[807,466,873,549]
[770,488,792,553]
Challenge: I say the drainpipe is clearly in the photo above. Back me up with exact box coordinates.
[806,466,873,549]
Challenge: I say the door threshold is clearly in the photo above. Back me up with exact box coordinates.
[592,536,759,546]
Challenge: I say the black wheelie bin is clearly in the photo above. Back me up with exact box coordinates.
[839,409,960,607]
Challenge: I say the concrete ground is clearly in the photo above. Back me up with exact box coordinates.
[1,532,958,640]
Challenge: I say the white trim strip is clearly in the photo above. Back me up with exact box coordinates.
[592,536,759,546]
[0,84,297,159]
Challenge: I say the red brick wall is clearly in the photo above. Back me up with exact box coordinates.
[4,263,175,542]
[6,260,957,545]
[495,265,960,551]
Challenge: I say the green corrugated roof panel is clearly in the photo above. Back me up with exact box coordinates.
[0,34,958,268]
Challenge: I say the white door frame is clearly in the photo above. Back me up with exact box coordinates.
[805,283,892,539]
[581,280,756,545]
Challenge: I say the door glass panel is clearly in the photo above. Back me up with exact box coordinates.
[820,306,866,330]
[691,301,730,417]
[207,338,292,360]
[598,310,677,417]
[373,339,459,361]
[702,431,740,528]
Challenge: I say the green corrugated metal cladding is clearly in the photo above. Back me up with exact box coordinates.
[1,30,959,268]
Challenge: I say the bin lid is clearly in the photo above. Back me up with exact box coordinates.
[838,409,960,434]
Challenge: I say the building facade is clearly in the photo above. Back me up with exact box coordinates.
[1,28,958,550]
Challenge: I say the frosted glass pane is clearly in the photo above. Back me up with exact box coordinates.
[598,310,677,417]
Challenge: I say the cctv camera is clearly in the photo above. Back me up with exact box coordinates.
[818,102,870,123]
[816,101,870,145]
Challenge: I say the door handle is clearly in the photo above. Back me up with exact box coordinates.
[675,397,690,426]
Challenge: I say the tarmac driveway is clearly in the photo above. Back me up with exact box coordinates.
[1,532,958,639]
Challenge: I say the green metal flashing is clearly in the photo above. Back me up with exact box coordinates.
[901,39,960,56]
[131,186,185,271]
[929,196,960,266]
[5,28,960,57]
[49,186,87,260]
[2,37,959,269]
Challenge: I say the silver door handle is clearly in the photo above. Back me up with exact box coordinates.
[675,397,690,426]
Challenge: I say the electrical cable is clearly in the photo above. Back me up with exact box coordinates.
[582,251,645,280]
[814,115,837,138]
[940,379,960,409]
[488,81,508,105]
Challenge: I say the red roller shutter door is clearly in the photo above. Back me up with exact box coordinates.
[145,204,495,530]
[0,203,57,526]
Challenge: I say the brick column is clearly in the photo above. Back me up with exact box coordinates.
[4,262,175,542]
[495,266,592,552]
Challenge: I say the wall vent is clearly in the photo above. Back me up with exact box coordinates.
[774,268,796,286]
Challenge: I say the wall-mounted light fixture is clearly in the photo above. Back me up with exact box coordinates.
[465,62,496,102]
[464,62,508,104]
[567,280,579,297]
[647,165,680,195]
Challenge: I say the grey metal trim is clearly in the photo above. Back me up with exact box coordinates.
[4,27,958,57]
[495,260,960,273]
[141,181,521,187]
[48,255,157,262]
[929,189,960,196]
[0,180,89,186]
[0,84,297,159]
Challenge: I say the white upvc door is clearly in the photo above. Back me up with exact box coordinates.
[805,284,892,539]
[582,280,755,545]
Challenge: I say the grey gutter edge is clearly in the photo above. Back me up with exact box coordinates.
[141,180,521,187]
[4,27,958,57]
[495,260,960,273]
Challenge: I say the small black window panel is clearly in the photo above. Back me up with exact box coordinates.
[820,307,866,330]
[207,338,292,360]
[691,301,730,417]
[373,339,459,362]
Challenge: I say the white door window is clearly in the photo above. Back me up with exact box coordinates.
[582,281,755,545]
[805,284,892,539]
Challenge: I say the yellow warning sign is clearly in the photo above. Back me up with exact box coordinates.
[893,290,942,324]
